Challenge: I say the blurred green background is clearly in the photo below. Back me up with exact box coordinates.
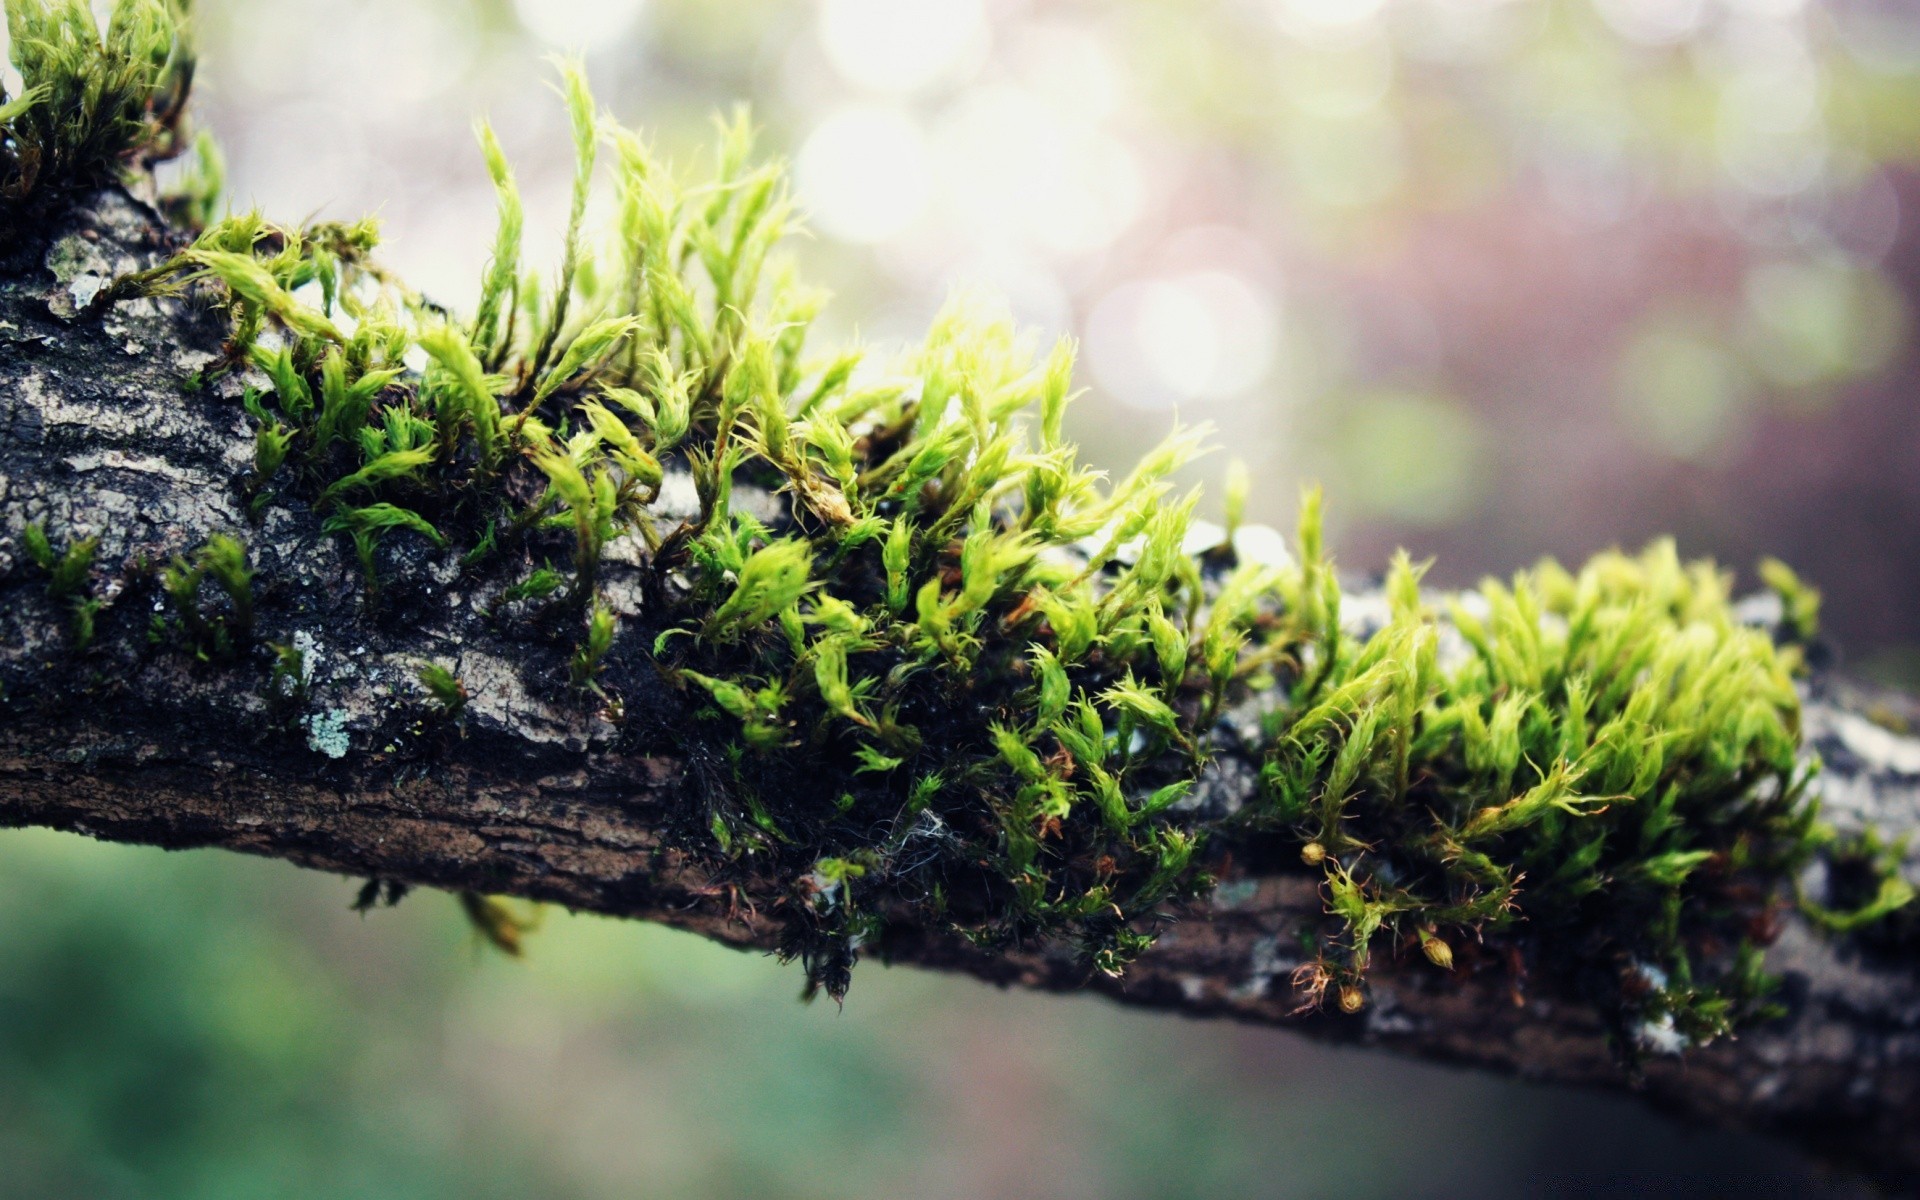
[7,0,1920,1193]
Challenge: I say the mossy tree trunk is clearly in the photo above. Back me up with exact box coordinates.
[4,189,1920,1190]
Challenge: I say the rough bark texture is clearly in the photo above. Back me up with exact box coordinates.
[4,189,1919,1191]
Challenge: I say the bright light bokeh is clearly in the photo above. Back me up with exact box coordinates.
[512,0,648,47]
[817,0,988,94]
[933,83,1145,257]
[1086,271,1281,409]
[795,104,935,244]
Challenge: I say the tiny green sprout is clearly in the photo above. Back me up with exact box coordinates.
[318,446,436,505]
[580,400,663,495]
[521,57,598,385]
[531,315,640,408]
[458,891,540,957]
[250,419,294,500]
[499,565,565,609]
[1134,827,1200,907]
[1145,602,1187,683]
[460,521,501,569]
[1028,646,1070,727]
[682,670,752,719]
[159,534,253,660]
[249,345,313,420]
[904,771,946,816]
[419,323,505,471]
[1035,589,1097,663]
[852,745,902,774]
[1223,460,1250,546]
[200,533,253,626]
[21,523,96,601]
[991,724,1048,783]
[417,662,467,718]
[570,597,617,689]
[470,119,523,365]
[1758,557,1821,641]
[265,639,307,702]
[20,524,104,646]
[811,637,868,725]
[530,447,616,596]
[65,596,101,649]
[882,517,914,613]
[21,523,56,572]
[1100,674,1185,747]
[323,504,444,587]
[1627,849,1713,888]
[1458,761,1604,841]
[186,249,345,344]
[1138,780,1193,823]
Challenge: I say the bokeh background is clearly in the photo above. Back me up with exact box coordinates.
[5,0,1919,1194]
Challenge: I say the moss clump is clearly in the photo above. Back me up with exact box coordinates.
[1256,536,1814,1043]
[1,0,192,229]
[23,11,1900,1040]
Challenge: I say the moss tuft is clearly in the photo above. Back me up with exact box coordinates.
[416,662,467,719]
[20,521,101,647]
[156,533,253,661]
[1,0,192,226]
[1253,538,1817,1044]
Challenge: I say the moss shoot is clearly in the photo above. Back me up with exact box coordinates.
[6,0,1909,1049]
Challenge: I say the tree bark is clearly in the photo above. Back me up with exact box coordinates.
[4,189,1919,1191]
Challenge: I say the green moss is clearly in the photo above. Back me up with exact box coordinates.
[157,533,253,661]
[266,638,307,703]
[1,0,191,223]
[1759,556,1821,643]
[1255,537,1818,1044]
[569,598,617,692]
[26,17,1902,1045]
[20,521,101,648]
[1800,829,1917,935]
[456,892,540,957]
[416,662,467,719]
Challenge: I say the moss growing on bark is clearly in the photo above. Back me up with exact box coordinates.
[1255,537,1814,1042]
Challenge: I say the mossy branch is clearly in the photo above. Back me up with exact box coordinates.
[3,9,1920,1191]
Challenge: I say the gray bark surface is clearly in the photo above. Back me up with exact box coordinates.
[4,189,1918,1190]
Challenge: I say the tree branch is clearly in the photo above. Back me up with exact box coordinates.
[5,191,1919,1192]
